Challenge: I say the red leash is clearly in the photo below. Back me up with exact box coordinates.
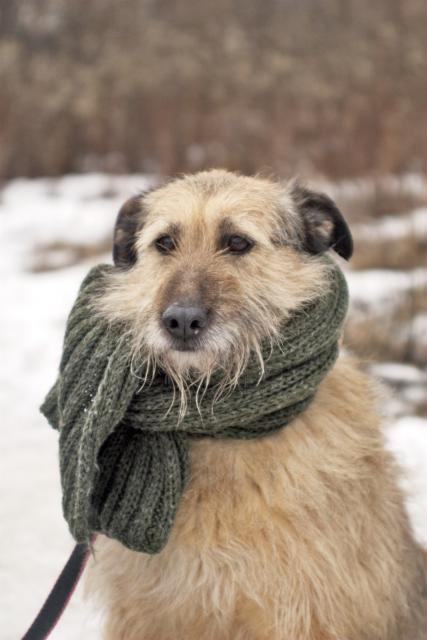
[21,536,96,640]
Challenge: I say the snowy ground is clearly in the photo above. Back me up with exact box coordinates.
[1,175,426,639]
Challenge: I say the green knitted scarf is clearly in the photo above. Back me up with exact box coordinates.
[41,257,348,554]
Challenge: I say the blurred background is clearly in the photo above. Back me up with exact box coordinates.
[1,1,426,638]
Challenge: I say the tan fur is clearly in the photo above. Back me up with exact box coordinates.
[87,170,426,639]
[95,170,326,412]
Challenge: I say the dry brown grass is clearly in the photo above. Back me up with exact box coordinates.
[344,283,427,416]
[0,0,426,180]
[351,232,427,271]
[344,286,427,367]
[29,237,112,273]
[333,182,427,223]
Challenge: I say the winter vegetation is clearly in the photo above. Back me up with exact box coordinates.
[0,0,426,180]
[0,0,426,637]
[1,173,426,638]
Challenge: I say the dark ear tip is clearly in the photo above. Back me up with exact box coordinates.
[293,184,354,261]
[334,241,353,260]
[332,220,354,261]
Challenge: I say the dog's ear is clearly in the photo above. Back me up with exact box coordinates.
[291,184,353,260]
[113,194,145,267]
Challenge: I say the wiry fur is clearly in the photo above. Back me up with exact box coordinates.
[87,170,426,639]
[95,171,327,415]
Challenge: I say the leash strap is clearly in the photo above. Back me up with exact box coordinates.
[22,539,94,640]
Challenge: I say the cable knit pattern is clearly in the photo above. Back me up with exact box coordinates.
[40,257,349,554]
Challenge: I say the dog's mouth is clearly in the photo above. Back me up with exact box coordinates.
[166,335,202,352]
[159,332,217,377]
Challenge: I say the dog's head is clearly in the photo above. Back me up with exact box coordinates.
[98,170,352,389]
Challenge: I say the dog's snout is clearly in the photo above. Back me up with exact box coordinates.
[162,304,208,343]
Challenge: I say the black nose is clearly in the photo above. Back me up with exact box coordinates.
[162,304,208,342]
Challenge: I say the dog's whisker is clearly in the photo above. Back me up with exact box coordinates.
[86,170,423,640]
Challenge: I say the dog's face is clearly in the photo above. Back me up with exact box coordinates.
[98,170,352,385]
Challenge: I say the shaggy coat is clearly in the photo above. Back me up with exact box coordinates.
[87,170,426,639]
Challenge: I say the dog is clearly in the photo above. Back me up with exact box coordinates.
[87,170,426,639]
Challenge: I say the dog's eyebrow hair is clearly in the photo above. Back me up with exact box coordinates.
[164,222,181,237]
[151,222,181,241]
[217,217,246,239]
[217,216,261,252]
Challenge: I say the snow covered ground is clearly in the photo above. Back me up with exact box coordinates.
[1,175,426,639]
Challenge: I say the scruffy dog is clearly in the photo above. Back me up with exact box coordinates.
[87,170,426,639]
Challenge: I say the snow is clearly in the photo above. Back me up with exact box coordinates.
[0,173,153,274]
[368,361,427,421]
[400,313,427,355]
[385,417,427,547]
[346,268,427,313]
[325,173,427,201]
[0,175,145,639]
[354,207,427,240]
[369,363,426,385]
[0,174,426,639]
[1,263,104,639]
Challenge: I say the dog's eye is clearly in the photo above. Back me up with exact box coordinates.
[155,235,176,254]
[227,235,253,254]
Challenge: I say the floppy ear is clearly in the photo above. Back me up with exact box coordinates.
[113,194,145,267]
[292,184,353,260]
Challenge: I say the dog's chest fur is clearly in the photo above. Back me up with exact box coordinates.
[89,355,426,640]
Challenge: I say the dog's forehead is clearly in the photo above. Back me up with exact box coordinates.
[142,171,293,240]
